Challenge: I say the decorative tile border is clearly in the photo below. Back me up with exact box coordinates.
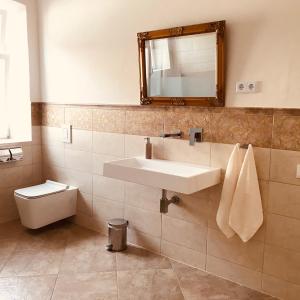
[31,103,300,151]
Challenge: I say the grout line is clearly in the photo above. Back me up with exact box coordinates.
[170,260,187,300]
[49,274,59,300]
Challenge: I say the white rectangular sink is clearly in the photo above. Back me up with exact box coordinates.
[103,157,221,194]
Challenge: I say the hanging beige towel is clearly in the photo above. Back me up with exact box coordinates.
[229,144,263,242]
[216,144,242,238]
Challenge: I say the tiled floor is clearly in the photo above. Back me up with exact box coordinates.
[0,220,276,300]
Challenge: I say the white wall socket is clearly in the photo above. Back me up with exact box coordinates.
[297,165,300,179]
[236,81,258,93]
[62,124,72,143]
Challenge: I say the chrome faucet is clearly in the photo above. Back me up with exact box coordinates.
[160,130,183,138]
[189,128,203,145]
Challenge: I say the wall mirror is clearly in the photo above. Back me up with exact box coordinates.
[138,20,225,106]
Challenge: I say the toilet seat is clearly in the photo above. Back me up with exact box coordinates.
[15,180,68,199]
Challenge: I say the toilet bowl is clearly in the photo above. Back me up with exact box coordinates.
[14,180,78,229]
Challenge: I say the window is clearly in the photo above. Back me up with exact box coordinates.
[0,9,9,138]
[0,1,31,142]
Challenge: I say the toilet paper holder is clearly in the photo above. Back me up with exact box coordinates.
[0,147,23,163]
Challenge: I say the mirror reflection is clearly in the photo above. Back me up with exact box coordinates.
[145,32,216,97]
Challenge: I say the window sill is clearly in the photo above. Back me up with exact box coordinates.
[0,138,32,147]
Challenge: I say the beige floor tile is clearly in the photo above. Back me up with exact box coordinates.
[52,272,118,300]
[117,269,184,300]
[0,275,57,300]
[0,239,18,270]
[0,249,64,277]
[116,245,171,271]
[59,247,116,273]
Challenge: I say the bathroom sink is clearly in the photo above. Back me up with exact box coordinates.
[103,157,221,194]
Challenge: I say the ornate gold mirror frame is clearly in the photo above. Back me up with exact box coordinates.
[137,20,225,106]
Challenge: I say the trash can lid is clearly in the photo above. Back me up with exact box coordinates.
[108,218,128,228]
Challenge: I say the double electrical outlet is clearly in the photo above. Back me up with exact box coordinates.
[236,81,258,93]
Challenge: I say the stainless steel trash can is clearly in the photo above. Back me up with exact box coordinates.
[106,218,128,251]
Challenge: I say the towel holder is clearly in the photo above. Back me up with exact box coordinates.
[240,144,249,149]
[0,147,23,163]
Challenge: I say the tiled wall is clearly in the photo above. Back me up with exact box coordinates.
[36,103,300,299]
[0,125,42,224]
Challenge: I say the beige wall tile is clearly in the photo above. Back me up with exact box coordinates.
[77,192,93,216]
[125,109,164,137]
[32,164,42,185]
[127,229,161,254]
[210,110,273,148]
[163,139,211,166]
[162,215,207,253]
[65,129,92,152]
[164,108,211,141]
[93,108,125,133]
[72,213,102,234]
[32,145,42,164]
[0,187,19,223]
[207,228,264,271]
[161,240,206,270]
[63,169,93,194]
[269,181,300,220]
[0,167,27,188]
[31,126,41,145]
[42,145,65,168]
[166,190,210,226]
[125,182,161,212]
[124,205,161,237]
[92,153,121,175]
[206,255,262,291]
[253,147,271,181]
[92,132,124,157]
[270,149,300,185]
[93,196,124,229]
[65,149,92,173]
[124,135,164,159]
[42,165,66,183]
[23,165,34,186]
[93,175,124,202]
[42,104,64,127]
[263,244,300,285]
[41,126,63,146]
[272,115,300,151]
[31,103,42,126]
[266,213,300,252]
[65,107,93,130]
[262,274,288,299]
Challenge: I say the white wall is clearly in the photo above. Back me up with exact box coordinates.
[37,0,300,108]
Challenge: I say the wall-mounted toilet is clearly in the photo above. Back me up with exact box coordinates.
[14,180,77,229]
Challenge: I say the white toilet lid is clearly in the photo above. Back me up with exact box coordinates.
[15,180,69,199]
